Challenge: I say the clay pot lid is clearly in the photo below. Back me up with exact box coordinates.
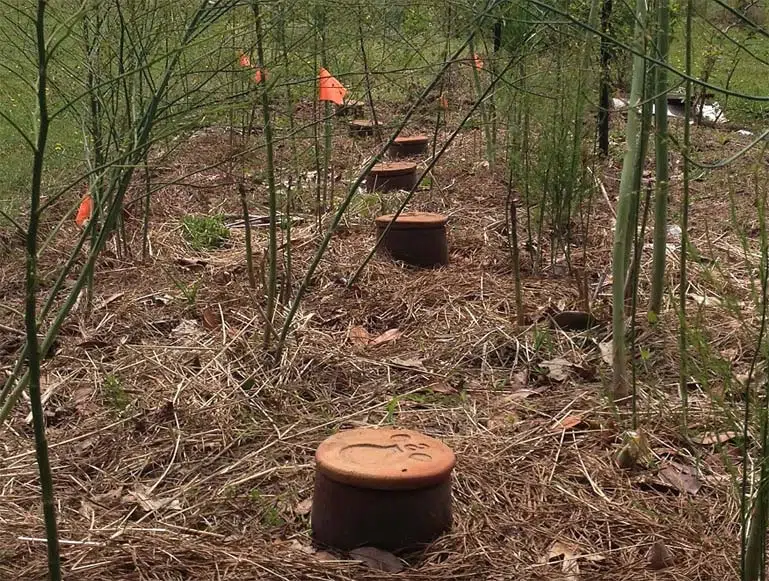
[316,428,456,490]
[370,161,417,176]
[394,135,429,144]
[375,212,448,229]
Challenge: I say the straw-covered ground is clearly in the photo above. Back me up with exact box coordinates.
[0,105,763,580]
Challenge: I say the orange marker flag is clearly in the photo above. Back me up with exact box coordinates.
[254,69,264,84]
[318,67,347,105]
[473,53,484,70]
[75,194,93,228]
[439,94,448,111]
[239,53,251,68]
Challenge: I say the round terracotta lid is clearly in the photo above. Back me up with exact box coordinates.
[375,212,448,229]
[370,161,417,176]
[394,135,429,144]
[315,428,456,490]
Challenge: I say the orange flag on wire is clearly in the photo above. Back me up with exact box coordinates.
[473,53,484,70]
[75,194,92,228]
[238,51,265,85]
[318,67,347,105]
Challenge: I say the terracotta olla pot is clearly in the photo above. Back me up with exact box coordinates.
[365,162,418,192]
[336,100,365,118]
[311,427,455,551]
[375,212,449,268]
[349,119,379,137]
[388,135,430,158]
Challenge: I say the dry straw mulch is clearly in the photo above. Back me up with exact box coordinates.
[0,119,759,580]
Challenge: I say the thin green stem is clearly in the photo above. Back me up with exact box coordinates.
[28,2,62,578]
[649,0,670,317]
[251,0,278,348]
[611,0,648,398]
[679,0,692,434]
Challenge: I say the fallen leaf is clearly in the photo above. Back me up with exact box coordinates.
[510,370,528,389]
[350,546,404,573]
[147,293,173,305]
[687,293,722,307]
[658,462,702,495]
[666,224,682,243]
[370,328,403,346]
[122,485,181,513]
[294,498,313,516]
[314,550,337,561]
[171,319,200,338]
[648,540,674,570]
[598,341,613,366]
[349,325,371,347]
[488,411,518,430]
[72,386,93,405]
[176,257,208,268]
[508,388,538,400]
[720,347,739,362]
[552,415,584,431]
[615,429,651,469]
[390,357,427,371]
[542,540,580,581]
[540,358,573,382]
[287,539,316,555]
[101,292,124,307]
[78,499,96,520]
[24,373,54,424]
[200,307,220,330]
[735,371,756,386]
[92,487,123,506]
[429,382,457,394]
[692,431,737,445]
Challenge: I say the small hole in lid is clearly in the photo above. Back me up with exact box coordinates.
[402,468,408,472]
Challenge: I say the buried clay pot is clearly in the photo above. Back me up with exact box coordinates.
[336,99,366,118]
[311,427,456,551]
[349,119,380,137]
[388,135,430,158]
[375,212,448,268]
[365,162,418,193]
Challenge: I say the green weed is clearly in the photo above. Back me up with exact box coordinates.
[181,215,230,251]
[532,325,554,357]
[248,489,285,528]
[103,373,130,414]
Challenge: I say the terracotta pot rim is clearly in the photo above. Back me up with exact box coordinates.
[370,162,417,176]
[375,212,448,228]
[393,135,429,144]
[315,427,456,490]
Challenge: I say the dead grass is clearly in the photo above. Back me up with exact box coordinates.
[0,109,764,580]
